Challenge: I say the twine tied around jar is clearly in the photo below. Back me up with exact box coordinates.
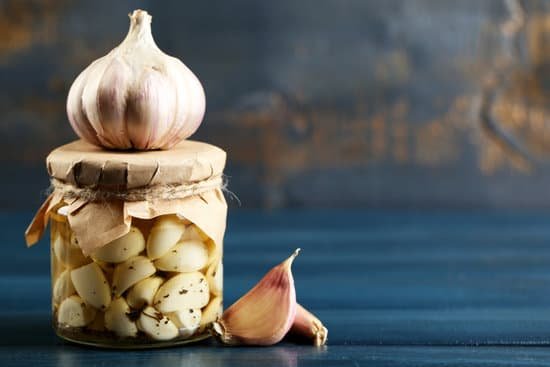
[49,174,226,202]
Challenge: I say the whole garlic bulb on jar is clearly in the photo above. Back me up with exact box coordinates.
[67,9,205,150]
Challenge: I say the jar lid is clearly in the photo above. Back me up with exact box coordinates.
[26,139,228,255]
[47,139,226,189]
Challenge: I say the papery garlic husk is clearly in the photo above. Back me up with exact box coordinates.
[288,304,328,346]
[212,249,299,346]
[67,9,205,150]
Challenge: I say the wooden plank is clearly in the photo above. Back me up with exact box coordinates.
[6,338,550,366]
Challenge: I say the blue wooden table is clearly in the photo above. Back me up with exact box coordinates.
[4,209,550,366]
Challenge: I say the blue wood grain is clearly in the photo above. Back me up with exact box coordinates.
[4,210,550,365]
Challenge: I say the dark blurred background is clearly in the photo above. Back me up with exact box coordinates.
[2,0,550,209]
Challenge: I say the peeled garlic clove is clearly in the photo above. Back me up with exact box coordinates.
[137,306,179,341]
[57,295,97,327]
[126,276,164,309]
[53,269,76,304]
[153,272,209,313]
[181,225,209,242]
[205,239,219,265]
[289,304,328,346]
[206,260,223,296]
[71,262,111,310]
[199,296,222,331]
[112,256,156,297]
[212,249,299,346]
[51,255,66,283]
[105,297,138,338]
[168,308,201,338]
[53,232,89,268]
[92,227,145,263]
[146,215,186,260]
[153,240,208,272]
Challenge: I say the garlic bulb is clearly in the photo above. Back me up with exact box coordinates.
[67,9,205,150]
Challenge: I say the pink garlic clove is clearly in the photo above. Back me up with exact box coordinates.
[212,249,300,346]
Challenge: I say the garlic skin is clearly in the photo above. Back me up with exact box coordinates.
[67,9,205,150]
[212,249,299,346]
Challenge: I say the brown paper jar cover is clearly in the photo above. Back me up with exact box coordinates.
[25,139,227,256]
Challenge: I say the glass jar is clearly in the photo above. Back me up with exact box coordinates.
[50,210,222,348]
[26,140,227,348]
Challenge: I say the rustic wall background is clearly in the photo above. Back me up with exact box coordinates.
[2,0,550,209]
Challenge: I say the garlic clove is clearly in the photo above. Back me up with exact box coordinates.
[94,58,133,148]
[205,260,223,297]
[71,262,111,310]
[146,215,186,260]
[81,57,115,147]
[112,256,156,297]
[167,308,201,338]
[160,57,205,147]
[137,306,179,341]
[199,296,222,332]
[289,304,328,347]
[53,232,89,268]
[66,65,102,147]
[51,248,66,281]
[104,297,138,338]
[204,239,219,266]
[212,249,299,346]
[153,240,209,272]
[57,295,97,327]
[153,272,209,313]
[181,224,209,242]
[91,226,145,263]
[126,68,177,149]
[53,269,76,305]
[126,276,164,309]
